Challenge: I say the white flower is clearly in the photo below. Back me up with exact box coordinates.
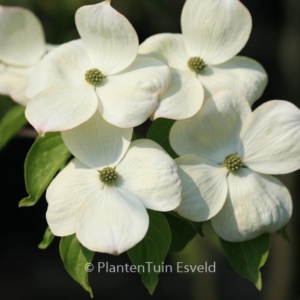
[0,6,49,105]
[46,112,181,254]
[139,0,268,121]
[25,1,170,135]
[169,90,300,242]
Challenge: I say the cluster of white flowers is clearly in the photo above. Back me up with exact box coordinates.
[0,6,54,105]
[1,0,300,255]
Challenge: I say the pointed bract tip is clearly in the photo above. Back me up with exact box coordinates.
[112,250,120,256]
[38,129,46,137]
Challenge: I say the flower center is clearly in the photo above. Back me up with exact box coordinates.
[224,154,242,172]
[99,167,118,184]
[188,57,205,72]
[85,68,104,85]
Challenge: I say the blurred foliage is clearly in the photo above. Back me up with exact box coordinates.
[0,95,16,119]
[0,105,27,150]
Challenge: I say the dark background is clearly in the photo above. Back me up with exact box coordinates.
[1,0,300,299]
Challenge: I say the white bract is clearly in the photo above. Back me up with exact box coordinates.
[25,0,170,135]
[139,0,268,120]
[0,6,49,105]
[170,90,300,242]
[46,112,181,254]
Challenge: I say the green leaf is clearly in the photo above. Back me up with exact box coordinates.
[188,221,204,237]
[132,132,137,141]
[132,127,144,140]
[220,233,270,290]
[0,105,27,150]
[60,234,94,297]
[19,132,71,207]
[147,118,178,159]
[276,226,290,243]
[164,213,196,252]
[127,210,171,294]
[38,227,55,249]
[168,211,204,237]
[0,95,15,118]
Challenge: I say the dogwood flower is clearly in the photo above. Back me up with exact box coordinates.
[0,6,49,105]
[169,90,300,242]
[139,0,268,120]
[46,112,181,254]
[25,1,170,135]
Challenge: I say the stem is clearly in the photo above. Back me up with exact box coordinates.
[17,128,38,139]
